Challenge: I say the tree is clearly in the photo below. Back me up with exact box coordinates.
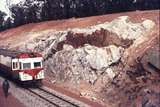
[3,17,12,30]
[0,11,6,31]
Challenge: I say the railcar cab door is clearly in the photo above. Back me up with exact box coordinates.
[12,59,21,70]
[11,59,21,79]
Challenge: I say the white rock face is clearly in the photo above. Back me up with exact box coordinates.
[63,44,74,51]
[69,16,155,40]
[142,19,155,30]
[45,44,123,84]
[85,45,123,70]
[106,68,116,79]
[105,16,143,40]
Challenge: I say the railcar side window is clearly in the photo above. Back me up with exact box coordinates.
[23,63,31,70]
[34,62,41,68]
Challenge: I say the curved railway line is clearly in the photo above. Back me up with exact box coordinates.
[0,76,90,107]
[27,87,81,107]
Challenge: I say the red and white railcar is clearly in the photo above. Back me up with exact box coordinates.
[0,49,44,81]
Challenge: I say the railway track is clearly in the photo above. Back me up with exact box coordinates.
[27,87,79,107]
[27,86,90,107]
[0,76,90,107]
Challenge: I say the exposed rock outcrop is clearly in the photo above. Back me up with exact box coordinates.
[22,16,155,53]
[45,44,123,85]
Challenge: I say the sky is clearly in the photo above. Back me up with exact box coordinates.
[0,0,25,20]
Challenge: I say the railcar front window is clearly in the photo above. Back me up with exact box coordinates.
[34,62,41,68]
[23,63,31,70]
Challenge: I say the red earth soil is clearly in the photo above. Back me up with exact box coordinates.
[43,78,106,107]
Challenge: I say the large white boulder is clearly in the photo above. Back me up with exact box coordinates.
[85,45,123,70]
[142,19,155,30]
